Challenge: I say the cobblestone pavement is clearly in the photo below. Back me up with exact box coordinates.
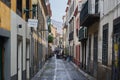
[31,55,89,80]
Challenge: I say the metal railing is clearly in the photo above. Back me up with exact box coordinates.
[80,1,88,23]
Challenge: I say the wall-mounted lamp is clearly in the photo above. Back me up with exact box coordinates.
[24,6,36,13]
[24,0,38,16]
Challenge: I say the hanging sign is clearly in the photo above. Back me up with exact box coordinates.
[28,19,38,27]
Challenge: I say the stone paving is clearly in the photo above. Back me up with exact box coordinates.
[31,55,94,80]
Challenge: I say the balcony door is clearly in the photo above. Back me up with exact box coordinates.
[95,0,99,13]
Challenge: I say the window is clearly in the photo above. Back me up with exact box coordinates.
[69,18,74,33]
[69,18,74,41]
[76,18,79,37]
[102,23,108,65]
[69,1,74,17]
[16,0,22,17]
[95,0,99,13]
[38,3,45,31]
[1,0,11,7]
[26,0,30,21]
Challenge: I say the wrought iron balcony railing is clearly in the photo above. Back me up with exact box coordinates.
[80,0,100,27]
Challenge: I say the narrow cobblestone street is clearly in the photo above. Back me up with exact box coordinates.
[31,55,89,80]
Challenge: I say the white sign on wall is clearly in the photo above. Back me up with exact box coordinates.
[28,19,38,27]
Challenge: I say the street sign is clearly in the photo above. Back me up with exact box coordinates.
[28,19,38,27]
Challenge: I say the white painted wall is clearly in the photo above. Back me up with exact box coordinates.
[79,0,120,67]
[98,0,120,66]
[11,11,17,77]
[11,10,30,77]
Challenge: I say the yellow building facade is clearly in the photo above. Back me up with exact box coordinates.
[51,24,57,38]
[0,0,32,80]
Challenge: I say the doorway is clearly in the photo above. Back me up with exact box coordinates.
[0,38,4,80]
[112,23,120,80]
[17,39,23,80]
[93,32,98,77]
[81,41,86,70]
[26,43,30,80]
[87,35,91,73]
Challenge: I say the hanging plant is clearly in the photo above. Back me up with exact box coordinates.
[48,35,54,43]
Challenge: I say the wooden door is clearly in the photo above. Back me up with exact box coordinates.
[0,40,2,80]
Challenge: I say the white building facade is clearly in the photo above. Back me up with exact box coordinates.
[79,0,120,80]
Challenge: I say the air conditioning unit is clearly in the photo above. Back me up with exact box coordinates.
[79,27,87,41]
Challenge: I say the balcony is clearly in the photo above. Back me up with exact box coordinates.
[79,27,87,41]
[80,1,100,27]
[69,31,74,41]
